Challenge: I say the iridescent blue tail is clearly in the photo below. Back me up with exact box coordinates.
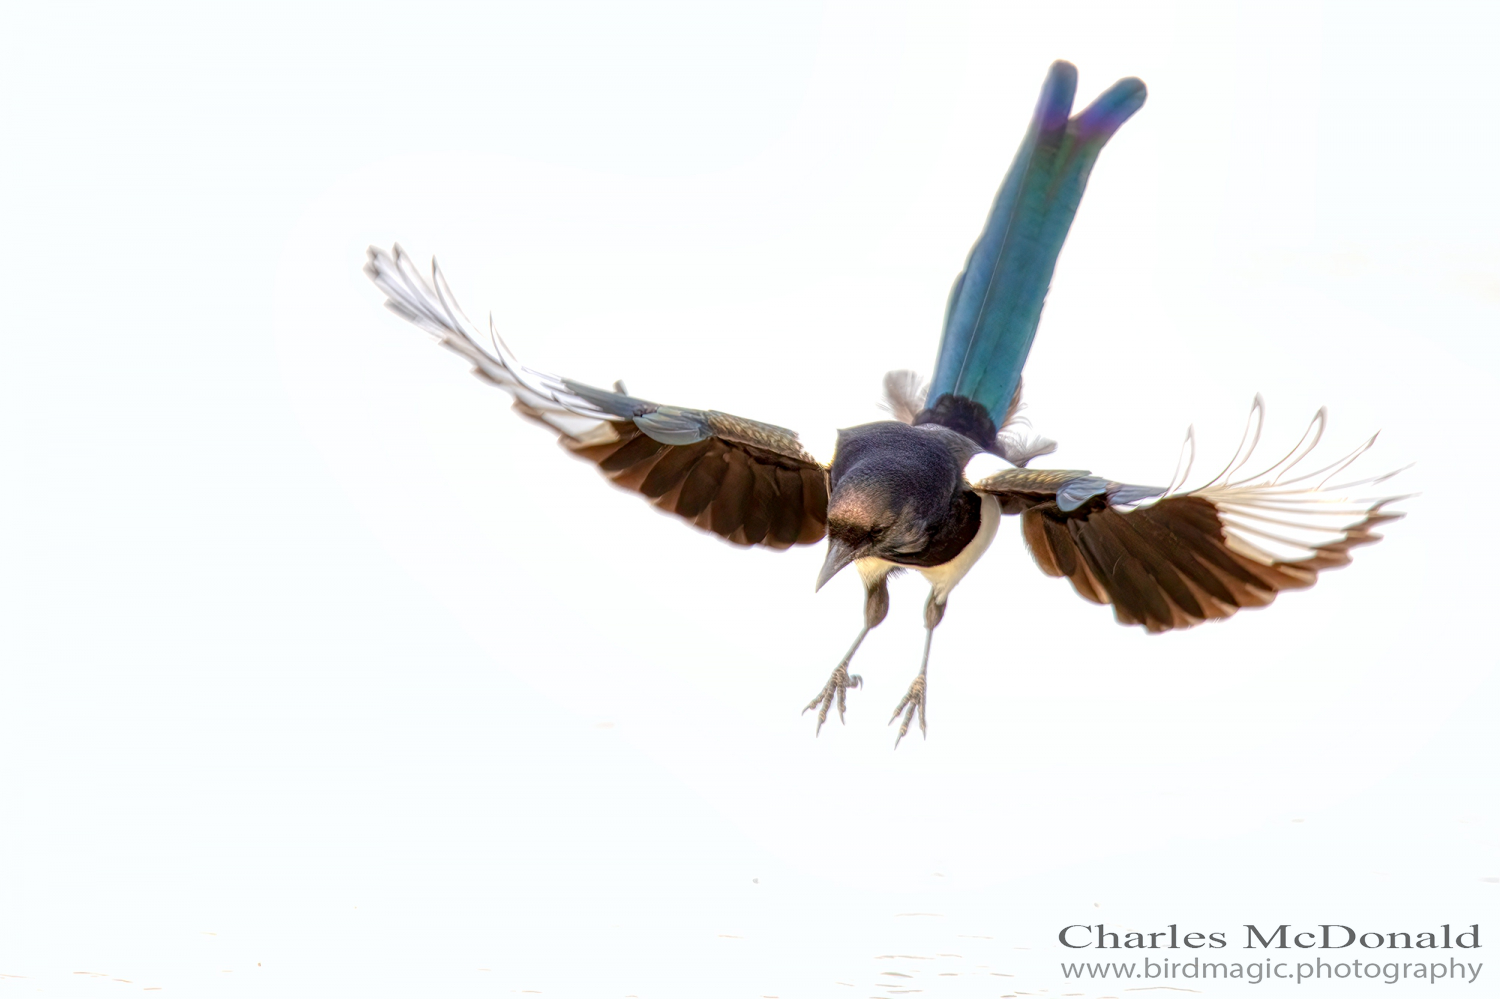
[925,61,1146,441]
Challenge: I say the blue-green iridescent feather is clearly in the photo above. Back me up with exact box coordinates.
[928,61,1146,427]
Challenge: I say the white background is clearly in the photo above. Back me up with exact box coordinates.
[2,1,1496,997]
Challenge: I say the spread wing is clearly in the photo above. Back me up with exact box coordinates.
[972,400,1405,633]
[365,245,829,549]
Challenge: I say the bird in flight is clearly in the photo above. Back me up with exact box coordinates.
[365,61,1402,747]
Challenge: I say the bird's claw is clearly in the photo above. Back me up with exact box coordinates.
[802,663,862,735]
[888,674,927,748]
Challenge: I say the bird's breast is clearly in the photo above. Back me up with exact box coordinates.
[916,492,1000,603]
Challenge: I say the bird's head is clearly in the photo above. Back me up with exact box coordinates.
[815,426,963,590]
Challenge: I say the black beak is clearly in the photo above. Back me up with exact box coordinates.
[815,538,857,591]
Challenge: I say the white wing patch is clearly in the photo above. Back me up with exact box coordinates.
[365,244,629,444]
[368,244,833,467]
[1176,396,1407,567]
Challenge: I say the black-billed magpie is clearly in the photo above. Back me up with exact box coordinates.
[365,61,1402,746]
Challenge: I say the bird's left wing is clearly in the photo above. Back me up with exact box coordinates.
[365,245,829,549]
[971,402,1405,633]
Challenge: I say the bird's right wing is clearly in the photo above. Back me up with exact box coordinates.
[972,401,1405,633]
[366,245,829,549]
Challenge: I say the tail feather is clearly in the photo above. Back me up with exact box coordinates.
[926,61,1146,432]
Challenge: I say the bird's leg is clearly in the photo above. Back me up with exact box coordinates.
[804,577,889,735]
[890,591,946,747]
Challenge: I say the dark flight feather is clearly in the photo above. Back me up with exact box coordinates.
[978,431,1403,633]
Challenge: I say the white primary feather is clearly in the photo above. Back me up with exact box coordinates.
[1176,398,1407,567]
[366,244,630,443]
[369,244,852,465]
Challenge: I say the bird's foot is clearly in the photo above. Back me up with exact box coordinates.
[802,663,862,736]
[888,674,927,748]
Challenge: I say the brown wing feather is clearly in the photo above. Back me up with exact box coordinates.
[770,467,806,547]
[561,419,827,550]
[1017,495,1394,633]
